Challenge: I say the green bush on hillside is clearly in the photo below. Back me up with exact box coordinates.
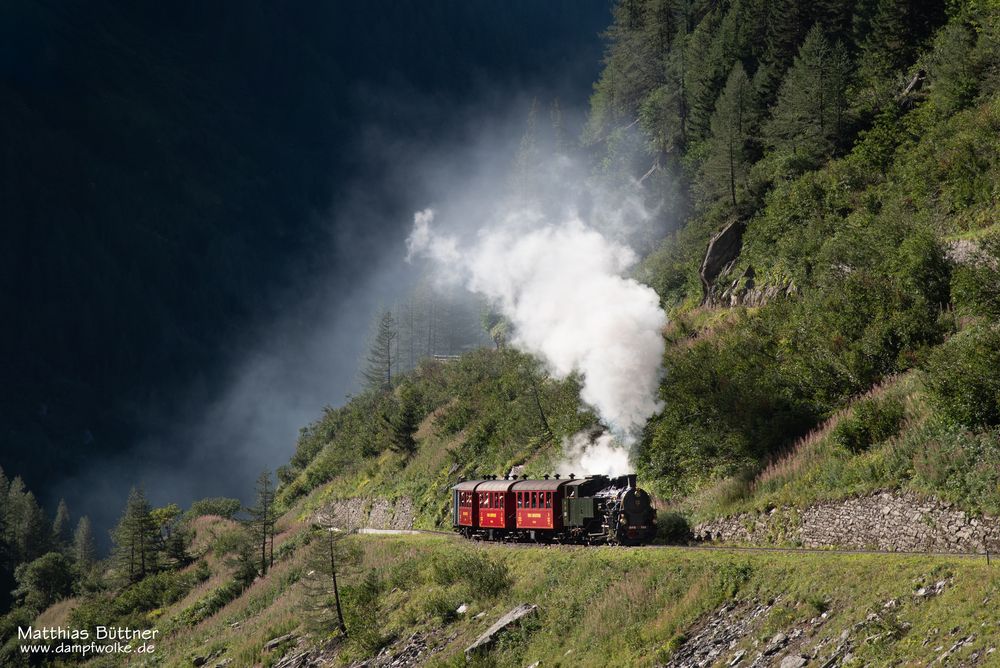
[431,550,511,600]
[185,497,242,521]
[924,326,1000,429]
[832,396,906,453]
[951,234,1000,319]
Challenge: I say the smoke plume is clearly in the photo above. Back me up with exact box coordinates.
[406,198,667,474]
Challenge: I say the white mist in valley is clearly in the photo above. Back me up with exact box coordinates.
[406,198,667,476]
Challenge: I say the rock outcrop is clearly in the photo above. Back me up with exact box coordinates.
[465,604,538,658]
[700,220,747,303]
[695,490,1000,553]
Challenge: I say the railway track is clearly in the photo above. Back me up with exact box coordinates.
[356,527,995,560]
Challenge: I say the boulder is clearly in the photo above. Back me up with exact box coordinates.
[700,219,747,302]
[465,604,538,658]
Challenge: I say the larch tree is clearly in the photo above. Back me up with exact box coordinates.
[72,516,96,573]
[701,62,757,207]
[52,499,71,548]
[300,525,349,637]
[390,383,422,455]
[112,487,160,584]
[7,478,50,564]
[246,470,277,575]
[764,25,851,166]
[363,311,398,392]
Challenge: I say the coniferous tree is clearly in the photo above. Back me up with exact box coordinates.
[363,311,398,392]
[856,0,946,103]
[246,470,277,575]
[684,11,724,142]
[764,25,851,166]
[72,516,96,573]
[229,533,259,591]
[7,479,50,564]
[112,487,159,584]
[701,63,758,207]
[301,526,349,637]
[52,499,71,548]
[390,383,422,455]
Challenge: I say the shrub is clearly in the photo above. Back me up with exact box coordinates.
[176,580,243,627]
[656,512,692,544]
[950,234,1000,319]
[211,526,251,557]
[431,551,511,599]
[924,326,1000,428]
[343,571,386,654]
[186,497,242,520]
[832,396,906,453]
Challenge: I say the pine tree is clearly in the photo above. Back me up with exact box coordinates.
[52,499,71,548]
[229,533,259,591]
[7,478,50,563]
[112,487,159,584]
[764,25,851,166]
[390,383,422,455]
[763,0,807,76]
[684,11,724,142]
[363,311,398,392]
[73,516,96,572]
[856,0,945,97]
[301,526,349,637]
[701,63,758,207]
[246,470,277,575]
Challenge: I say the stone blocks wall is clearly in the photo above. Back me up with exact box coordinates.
[694,490,1000,553]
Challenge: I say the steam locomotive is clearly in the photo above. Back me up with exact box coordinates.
[451,473,657,545]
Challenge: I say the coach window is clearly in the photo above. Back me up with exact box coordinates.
[545,492,551,508]
[517,493,523,508]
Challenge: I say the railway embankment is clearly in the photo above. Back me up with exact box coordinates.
[694,489,1000,553]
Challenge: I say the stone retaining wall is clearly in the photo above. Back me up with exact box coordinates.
[694,490,1000,553]
[314,496,415,531]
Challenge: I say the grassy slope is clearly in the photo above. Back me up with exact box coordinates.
[38,394,994,667]
[82,526,1000,667]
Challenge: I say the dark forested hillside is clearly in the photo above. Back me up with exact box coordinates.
[0,1,610,499]
[582,0,999,497]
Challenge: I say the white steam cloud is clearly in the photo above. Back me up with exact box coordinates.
[406,206,667,475]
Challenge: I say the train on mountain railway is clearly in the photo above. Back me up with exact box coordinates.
[451,473,657,545]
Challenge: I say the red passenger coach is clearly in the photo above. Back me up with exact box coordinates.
[513,478,567,531]
[452,480,481,532]
[476,479,516,530]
